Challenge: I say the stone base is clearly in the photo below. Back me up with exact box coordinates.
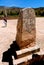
[13,45,40,65]
[16,45,40,58]
[18,54,44,65]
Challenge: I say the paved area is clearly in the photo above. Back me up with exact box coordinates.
[0,17,44,65]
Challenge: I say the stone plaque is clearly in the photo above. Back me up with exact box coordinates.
[16,8,36,49]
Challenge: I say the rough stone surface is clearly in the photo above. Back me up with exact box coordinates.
[16,8,36,49]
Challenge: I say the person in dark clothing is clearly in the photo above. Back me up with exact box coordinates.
[3,14,7,27]
[2,41,20,65]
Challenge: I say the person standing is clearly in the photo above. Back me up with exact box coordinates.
[3,14,7,27]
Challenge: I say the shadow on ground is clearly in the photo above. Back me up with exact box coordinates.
[18,54,44,65]
[2,41,20,65]
[2,41,44,65]
[29,54,44,65]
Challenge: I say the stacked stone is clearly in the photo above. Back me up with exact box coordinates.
[16,8,36,49]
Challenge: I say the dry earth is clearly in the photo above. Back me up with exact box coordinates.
[36,17,44,51]
[0,17,44,65]
[0,19,18,65]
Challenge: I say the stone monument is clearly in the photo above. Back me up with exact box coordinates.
[16,8,36,49]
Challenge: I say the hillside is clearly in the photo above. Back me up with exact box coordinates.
[34,7,44,17]
[0,6,44,19]
[0,6,22,19]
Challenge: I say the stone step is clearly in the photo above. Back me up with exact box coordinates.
[12,45,40,65]
[13,51,44,65]
[16,45,40,58]
[12,54,32,65]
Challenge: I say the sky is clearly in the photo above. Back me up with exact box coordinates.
[0,0,44,8]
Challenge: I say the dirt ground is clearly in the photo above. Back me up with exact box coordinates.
[36,17,44,51]
[0,19,18,65]
[0,17,44,65]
